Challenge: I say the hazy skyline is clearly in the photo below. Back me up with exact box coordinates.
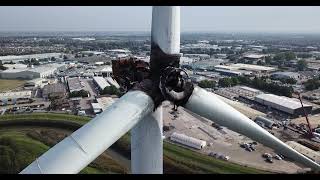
[0,6,320,33]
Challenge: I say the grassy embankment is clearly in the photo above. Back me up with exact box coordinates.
[0,113,269,174]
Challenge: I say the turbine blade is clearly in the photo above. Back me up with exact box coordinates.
[184,87,320,171]
[20,90,154,174]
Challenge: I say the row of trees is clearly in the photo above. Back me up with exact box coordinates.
[101,85,121,96]
[304,77,320,91]
[198,80,216,89]
[69,90,89,98]
[218,76,294,97]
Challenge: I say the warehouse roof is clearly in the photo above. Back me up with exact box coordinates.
[96,97,117,111]
[43,83,66,95]
[0,91,32,99]
[2,63,65,74]
[214,63,276,72]
[170,132,206,148]
[239,86,261,93]
[255,94,312,110]
[67,77,82,91]
[93,76,110,90]
[244,54,265,59]
[0,53,62,61]
[232,63,275,71]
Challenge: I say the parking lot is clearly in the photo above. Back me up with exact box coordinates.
[162,101,307,173]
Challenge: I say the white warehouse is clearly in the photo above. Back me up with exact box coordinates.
[254,94,313,117]
[93,76,110,91]
[170,132,207,150]
[0,63,65,80]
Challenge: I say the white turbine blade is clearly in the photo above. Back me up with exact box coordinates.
[151,6,180,55]
[131,106,163,174]
[184,87,320,171]
[20,90,154,174]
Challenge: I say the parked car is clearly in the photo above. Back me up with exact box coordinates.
[266,157,273,163]
[274,155,282,160]
[263,153,272,158]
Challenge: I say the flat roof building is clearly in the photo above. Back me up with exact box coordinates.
[91,102,103,114]
[67,77,83,93]
[214,63,276,73]
[96,97,117,111]
[271,72,300,80]
[93,76,110,91]
[0,63,65,80]
[0,90,32,106]
[0,53,62,64]
[170,132,207,150]
[42,83,67,99]
[255,94,312,117]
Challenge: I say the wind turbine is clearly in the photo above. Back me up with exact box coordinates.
[21,6,320,174]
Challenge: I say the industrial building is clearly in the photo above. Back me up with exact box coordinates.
[170,132,207,150]
[0,63,65,80]
[215,86,262,101]
[286,141,320,163]
[67,77,83,93]
[24,78,48,90]
[183,54,210,60]
[271,72,300,80]
[214,69,242,77]
[254,116,275,129]
[42,83,67,99]
[91,103,103,114]
[243,54,266,64]
[105,77,120,88]
[0,53,63,64]
[96,97,117,111]
[0,91,32,106]
[214,63,276,74]
[254,94,313,117]
[93,76,110,91]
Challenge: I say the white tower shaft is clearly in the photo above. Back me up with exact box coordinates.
[131,6,180,174]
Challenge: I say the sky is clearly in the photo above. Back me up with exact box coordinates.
[0,6,319,33]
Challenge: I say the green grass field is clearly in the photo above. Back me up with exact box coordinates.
[0,113,269,174]
[0,79,26,92]
[0,129,126,174]
[0,113,90,125]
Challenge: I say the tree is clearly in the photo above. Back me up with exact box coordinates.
[198,80,216,89]
[297,59,308,71]
[218,78,233,87]
[69,90,89,98]
[280,78,297,85]
[304,78,320,91]
[265,56,272,65]
[101,85,120,96]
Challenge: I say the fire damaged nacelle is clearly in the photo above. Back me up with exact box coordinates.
[112,57,194,110]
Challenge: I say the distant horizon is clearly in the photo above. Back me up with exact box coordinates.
[1,30,320,35]
[0,7,320,33]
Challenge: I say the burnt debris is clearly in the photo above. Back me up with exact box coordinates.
[112,46,194,110]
